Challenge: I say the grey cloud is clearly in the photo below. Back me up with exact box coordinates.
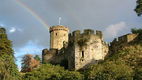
[0,0,141,49]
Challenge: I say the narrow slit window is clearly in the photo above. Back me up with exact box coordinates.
[56,33,57,36]
[82,51,84,58]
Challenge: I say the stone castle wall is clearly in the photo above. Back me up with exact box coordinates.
[109,33,139,54]
[67,29,108,70]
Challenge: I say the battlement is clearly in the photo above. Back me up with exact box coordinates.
[111,33,138,44]
[49,25,69,33]
[70,29,103,38]
[110,33,139,48]
[84,29,94,35]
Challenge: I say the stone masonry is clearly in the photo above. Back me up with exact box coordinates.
[42,25,108,70]
[50,25,69,50]
[67,29,108,70]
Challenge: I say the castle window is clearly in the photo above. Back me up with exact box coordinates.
[56,33,57,36]
[82,51,84,58]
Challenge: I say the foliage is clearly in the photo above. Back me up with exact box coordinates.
[22,64,84,80]
[21,54,40,72]
[84,61,134,80]
[34,55,41,62]
[134,67,142,80]
[84,39,142,80]
[135,0,142,16]
[0,28,21,80]
[108,44,142,68]
[131,28,142,34]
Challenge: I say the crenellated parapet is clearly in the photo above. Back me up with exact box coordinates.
[70,29,102,37]
[109,33,139,54]
[49,25,69,33]
[110,33,138,46]
[69,29,103,44]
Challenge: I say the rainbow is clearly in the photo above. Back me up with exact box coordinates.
[15,0,50,30]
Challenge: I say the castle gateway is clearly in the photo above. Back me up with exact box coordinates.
[42,25,108,70]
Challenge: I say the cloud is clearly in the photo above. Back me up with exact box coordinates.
[0,0,140,69]
[9,27,16,33]
[9,27,23,33]
[104,22,127,40]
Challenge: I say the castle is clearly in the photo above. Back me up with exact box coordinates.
[42,25,140,70]
[42,25,108,70]
[0,26,139,70]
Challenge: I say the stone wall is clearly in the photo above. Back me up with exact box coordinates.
[109,33,139,54]
[42,48,67,65]
[67,29,108,70]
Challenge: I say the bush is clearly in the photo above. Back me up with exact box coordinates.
[23,64,84,80]
[85,61,134,80]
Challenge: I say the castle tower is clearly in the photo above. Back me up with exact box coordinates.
[49,25,69,50]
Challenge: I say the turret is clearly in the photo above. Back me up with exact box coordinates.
[49,25,69,50]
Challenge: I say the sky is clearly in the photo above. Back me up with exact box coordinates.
[0,0,141,69]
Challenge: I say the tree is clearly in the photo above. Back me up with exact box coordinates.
[0,28,21,80]
[131,28,142,34]
[21,54,40,72]
[85,61,134,80]
[22,64,84,80]
[34,55,41,62]
[134,67,142,80]
[135,0,142,16]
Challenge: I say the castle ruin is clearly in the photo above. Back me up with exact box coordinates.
[42,25,108,70]
[109,33,139,54]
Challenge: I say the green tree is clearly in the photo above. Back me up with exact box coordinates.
[135,0,142,16]
[0,28,21,80]
[85,61,134,80]
[134,67,142,80]
[131,28,142,34]
[23,64,84,80]
[34,55,41,62]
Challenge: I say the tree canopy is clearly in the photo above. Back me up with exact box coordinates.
[21,54,40,72]
[0,28,21,80]
[135,0,142,16]
[131,28,142,34]
[22,64,84,80]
